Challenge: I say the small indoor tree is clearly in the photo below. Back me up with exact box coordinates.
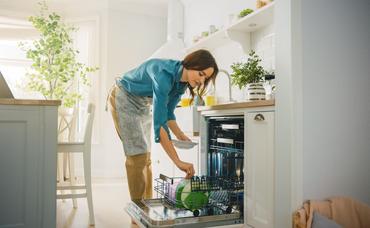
[19,1,98,108]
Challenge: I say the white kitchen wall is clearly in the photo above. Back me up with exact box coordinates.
[276,1,370,226]
[182,0,275,102]
[297,0,370,205]
[251,24,275,72]
[274,0,294,226]
[182,0,254,47]
[92,5,167,178]
[0,0,167,179]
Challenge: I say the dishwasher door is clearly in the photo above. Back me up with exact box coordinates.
[126,198,243,228]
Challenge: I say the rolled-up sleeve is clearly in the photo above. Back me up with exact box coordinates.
[152,71,173,143]
[167,94,181,121]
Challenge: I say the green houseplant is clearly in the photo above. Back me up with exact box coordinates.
[19,1,98,108]
[230,50,267,100]
[238,8,254,18]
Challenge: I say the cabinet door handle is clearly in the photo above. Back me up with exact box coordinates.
[254,113,265,121]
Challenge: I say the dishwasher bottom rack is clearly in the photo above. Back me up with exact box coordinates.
[126,198,243,228]
[154,174,244,217]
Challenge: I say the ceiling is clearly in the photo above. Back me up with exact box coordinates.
[0,0,170,18]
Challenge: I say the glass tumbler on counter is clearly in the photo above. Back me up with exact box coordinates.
[205,81,216,106]
[205,95,216,106]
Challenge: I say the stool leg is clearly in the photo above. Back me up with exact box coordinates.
[57,155,61,183]
[84,146,95,225]
[57,153,66,202]
[68,153,78,208]
[63,152,69,181]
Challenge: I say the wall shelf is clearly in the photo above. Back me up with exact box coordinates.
[185,2,274,54]
[185,30,229,53]
[227,2,274,33]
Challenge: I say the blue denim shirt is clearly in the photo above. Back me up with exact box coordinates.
[118,59,187,143]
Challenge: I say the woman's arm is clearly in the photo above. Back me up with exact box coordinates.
[167,120,191,141]
[159,127,195,178]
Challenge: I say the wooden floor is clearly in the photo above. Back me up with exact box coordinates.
[57,178,138,228]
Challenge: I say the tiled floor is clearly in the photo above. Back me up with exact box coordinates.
[57,178,137,228]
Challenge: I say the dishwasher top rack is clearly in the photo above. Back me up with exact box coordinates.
[209,138,244,154]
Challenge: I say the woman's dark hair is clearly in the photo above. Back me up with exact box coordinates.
[182,49,219,104]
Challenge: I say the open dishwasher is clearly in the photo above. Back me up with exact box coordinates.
[126,116,245,227]
[126,174,243,227]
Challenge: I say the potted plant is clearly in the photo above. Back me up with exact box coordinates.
[230,50,267,100]
[238,8,254,18]
[19,1,98,110]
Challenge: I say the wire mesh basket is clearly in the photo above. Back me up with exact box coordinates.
[209,139,244,154]
[154,174,244,217]
[208,138,245,178]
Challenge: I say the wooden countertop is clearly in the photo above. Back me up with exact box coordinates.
[197,99,275,111]
[0,99,61,106]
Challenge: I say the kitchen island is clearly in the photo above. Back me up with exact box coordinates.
[0,99,60,228]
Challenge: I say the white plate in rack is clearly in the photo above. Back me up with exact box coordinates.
[172,139,198,149]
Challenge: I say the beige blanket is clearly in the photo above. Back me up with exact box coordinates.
[293,196,370,228]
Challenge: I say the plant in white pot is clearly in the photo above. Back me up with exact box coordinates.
[230,50,267,100]
[19,1,98,110]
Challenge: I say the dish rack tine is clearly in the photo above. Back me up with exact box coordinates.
[154,174,244,215]
[159,174,174,184]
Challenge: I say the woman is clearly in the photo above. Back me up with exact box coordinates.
[108,49,218,201]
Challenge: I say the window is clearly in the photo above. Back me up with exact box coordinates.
[0,40,37,98]
[0,16,100,143]
[69,18,100,142]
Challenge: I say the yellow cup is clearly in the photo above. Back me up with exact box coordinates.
[205,95,216,106]
[180,98,191,107]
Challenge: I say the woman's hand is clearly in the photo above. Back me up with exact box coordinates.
[177,132,191,141]
[175,160,195,179]
[159,126,194,178]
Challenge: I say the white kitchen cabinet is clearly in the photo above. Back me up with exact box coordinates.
[172,137,200,177]
[0,100,59,228]
[151,106,200,180]
[246,111,275,228]
[174,106,199,136]
[151,135,200,180]
[151,140,174,179]
[174,106,200,176]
